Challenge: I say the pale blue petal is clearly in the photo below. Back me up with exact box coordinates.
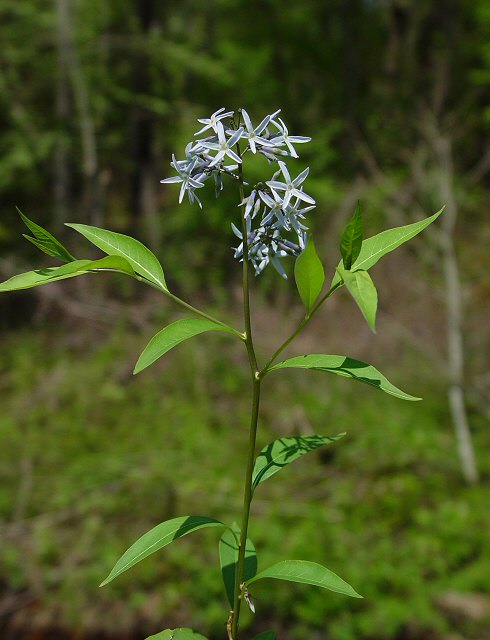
[292,167,310,187]
[241,109,253,133]
[160,176,182,184]
[293,189,315,204]
[227,127,244,147]
[288,136,311,143]
[226,148,242,164]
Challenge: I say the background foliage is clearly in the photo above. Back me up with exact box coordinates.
[0,0,489,638]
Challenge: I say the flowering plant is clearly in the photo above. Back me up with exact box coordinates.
[0,107,442,640]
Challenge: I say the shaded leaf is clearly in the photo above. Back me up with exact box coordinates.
[66,223,167,290]
[340,200,363,270]
[145,629,208,640]
[219,523,257,607]
[252,632,276,640]
[294,238,325,313]
[18,208,76,262]
[268,354,420,401]
[247,560,362,598]
[252,434,345,490]
[337,267,378,332]
[0,256,134,292]
[134,318,235,374]
[100,516,224,586]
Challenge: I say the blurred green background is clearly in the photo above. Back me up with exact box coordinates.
[0,1,489,638]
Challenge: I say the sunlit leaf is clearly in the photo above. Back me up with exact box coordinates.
[0,256,134,292]
[268,354,420,401]
[294,238,325,313]
[247,560,362,598]
[18,208,76,262]
[100,516,224,586]
[145,629,208,640]
[134,318,235,374]
[340,200,363,269]
[332,208,443,286]
[66,223,167,290]
[219,523,257,607]
[337,267,378,332]
[252,434,345,490]
[353,208,443,271]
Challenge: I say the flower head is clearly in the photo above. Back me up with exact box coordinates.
[160,107,314,278]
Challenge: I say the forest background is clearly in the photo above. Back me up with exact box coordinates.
[0,1,489,639]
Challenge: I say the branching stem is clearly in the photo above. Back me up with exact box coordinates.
[133,274,244,339]
[260,280,343,375]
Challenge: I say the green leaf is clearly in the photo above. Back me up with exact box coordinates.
[332,208,443,286]
[134,318,235,374]
[0,256,134,292]
[268,354,421,401]
[294,238,325,313]
[353,207,443,271]
[337,267,378,333]
[219,523,257,607]
[88,255,136,276]
[66,223,167,290]
[340,200,363,270]
[100,516,224,586]
[252,434,345,490]
[252,632,276,640]
[145,629,208,640]
[18,208,76,262]
[247,560,362,598]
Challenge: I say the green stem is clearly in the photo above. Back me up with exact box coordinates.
[259,280,343,375]
[231,137,261,639]
[231,377,261,639]
[133,274,244,339]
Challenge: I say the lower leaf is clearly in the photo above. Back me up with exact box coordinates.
[145,629,208,640]
[246,560,362,598]
[0,256,134,292]
[268,354,421,401]
[219,523,257,607]
[100,516,224,586]
[252,434,345,489]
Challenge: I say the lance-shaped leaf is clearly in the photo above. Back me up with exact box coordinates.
[294,238,325,314]
[340,200,363,269]
[145,629,208,640]
[252,632,276,640]
[246,560,362,598]
[66,223,167,290]
[268,354,420,401]
[252,434,345,490]
[134,318,235,374]
[100,516,224,587]
[337,267,378,333]
[0,256,134,293]
[18,209,76,262]
[219,523,258,607]
[332,208,443,286]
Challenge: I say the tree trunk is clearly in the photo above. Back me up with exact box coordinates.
[54,0,71,229]
[57,0,101,226]
[433,129,479,485]
[130,0,160,250]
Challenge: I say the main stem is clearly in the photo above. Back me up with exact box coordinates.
[231,142,261,639]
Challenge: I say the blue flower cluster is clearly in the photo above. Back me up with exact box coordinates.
[160,108,315,277]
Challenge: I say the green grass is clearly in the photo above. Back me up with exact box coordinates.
[0,323,489,639]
